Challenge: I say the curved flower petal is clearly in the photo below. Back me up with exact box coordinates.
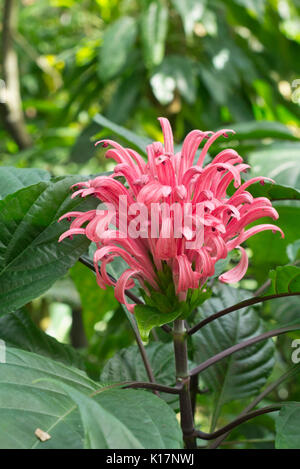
[158,117,174,154]
[58,228,85,242]
[115,269,143,313]
[219,247,248,284]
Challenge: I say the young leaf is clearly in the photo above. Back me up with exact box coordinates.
[134,304,181,341]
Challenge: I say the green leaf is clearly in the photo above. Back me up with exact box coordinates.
[134,304,181,341]
[232,121,299,141]
[98,17,138,82]
[70,122,100,163]
[171,0,205,38]
[275,403,300,449]
[0,309,85,369]
[248,181,300,202]
[248,143,300,189]
[287,240,300,262]
[141,2,168,69]
[0,176,98,315]
[101,342,178,405]
[55,383,144,449]
[0,348,182,449]
[106,74,142,124]
[0,167,51,199]
[150,55,197,105]
[192,285,275,429]
[247,206,300,283]
[93,114,151,155]
[101,342,174,383]
[233,0,266,18]
[268,265,300,295]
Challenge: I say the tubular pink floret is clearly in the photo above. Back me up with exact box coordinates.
[219,247,248,284]
[197,129,235,167]
[58,228,86,242]
[58,118,284,312]
[58,211,84,222]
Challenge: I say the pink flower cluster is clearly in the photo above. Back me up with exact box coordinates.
[59,118,283,312]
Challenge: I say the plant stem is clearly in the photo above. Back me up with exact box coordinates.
[194,405,281,441]
[188,292,300,335]
[189,324,300,377]
[173,319,197,449]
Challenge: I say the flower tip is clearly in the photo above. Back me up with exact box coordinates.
[95,140,109,148]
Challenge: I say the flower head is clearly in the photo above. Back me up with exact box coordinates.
[59,118,283,313]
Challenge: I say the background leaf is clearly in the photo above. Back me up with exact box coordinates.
[141,2,168,69]
[275,403,300,449]
[101,342,179,405]
[150,55,197,105]
[93,114,151,155]
[0,309,85,369]
[171,0,205,37]
[98,17,138,82]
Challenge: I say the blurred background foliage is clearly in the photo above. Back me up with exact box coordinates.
[0,0,300,449]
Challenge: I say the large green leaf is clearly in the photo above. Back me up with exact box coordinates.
[0,167,51,199]
[0,177,98,315]
[192,285,275,429]
[0,348,182,449]
[98,17,138,82]
[56,383,144,449]
[150,55,197,105]
[141,2,168,69]
[275,403,300,449]
[93,114,151,155]
[0,309,85,369]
